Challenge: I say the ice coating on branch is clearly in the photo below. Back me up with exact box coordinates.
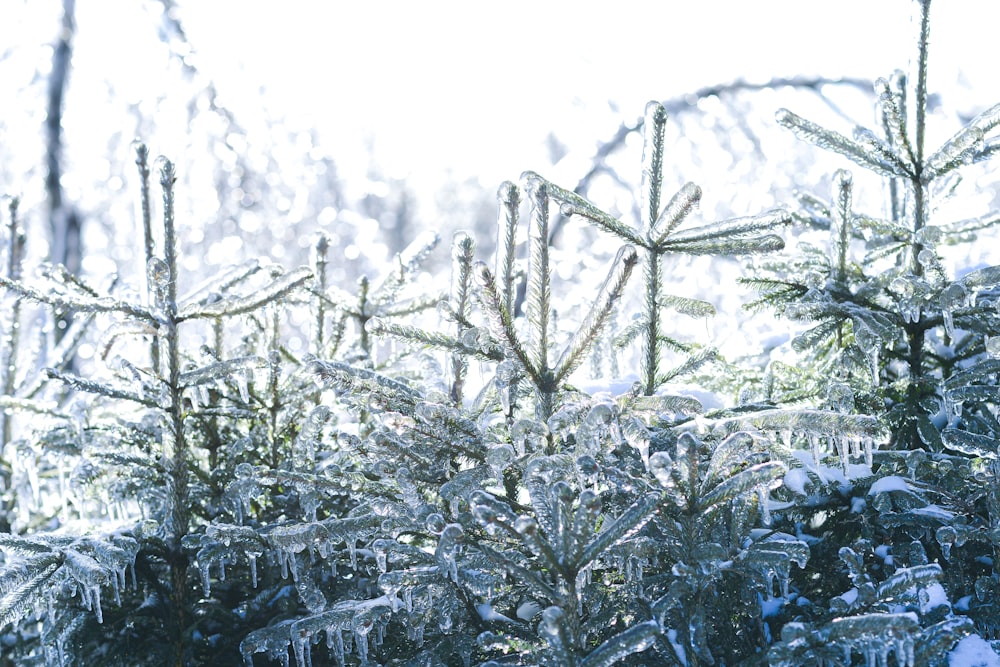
[64,549,110,623]
[495,359,519,416]
[938,283,968,338]
[394,467,422,510]
[146,257,170,312]
[986,336,1000,359]
[240,620,295,667]
[486,443,515,480]
[267,522,331,578]
[577,400,622,451]
[648,451,674,488]
[435,524,463,583]
[510,418,548,457]
[621,415,650,465]
[294,406,329,465]
[228,460,259,525]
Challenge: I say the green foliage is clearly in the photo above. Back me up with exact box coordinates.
[1,2,1000,666]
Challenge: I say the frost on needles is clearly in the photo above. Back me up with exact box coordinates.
[2,0,1000,665]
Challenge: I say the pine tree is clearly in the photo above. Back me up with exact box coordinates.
[2,1,1000,666]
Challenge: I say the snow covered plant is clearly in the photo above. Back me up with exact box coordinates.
[3,1,1000,666]
[745,0,1000,664]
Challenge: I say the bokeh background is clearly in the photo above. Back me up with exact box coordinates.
[2,0,999,363]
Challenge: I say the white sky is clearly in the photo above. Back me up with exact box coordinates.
[3,0,999,214]
[172,0,1000,189]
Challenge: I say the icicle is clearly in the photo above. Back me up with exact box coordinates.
[486,444,515,482]
[249,552,258,588]
[347,538,358,570]
[863,436,874,467]
[279,551,290,580]
[943,391,963,423]
[436,524,463,584]
[89,585,104,624]
[495,360,519,416]
[402,586,413,613]
[758,486,772,526]
[942,310,955,338]
[331,628,345,666]
[188,387,201,412]
[373,540,389,574]
[936,526,957,561]
[197,384,211,409]
[809,433,821,466]
[936,283,968,339]
[235,369,251,404]
[200,561,212,596]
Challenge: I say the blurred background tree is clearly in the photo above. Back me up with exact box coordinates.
[2,0,1000,365]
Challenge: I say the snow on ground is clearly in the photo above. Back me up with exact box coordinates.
[950,635,1000,667]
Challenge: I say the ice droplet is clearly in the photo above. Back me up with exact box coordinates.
[826,381,854,413]
[425,512,446,534]
[986,336,1000,358]
[648,451,673,487]
[486,444,515,480]
[936,525,957,561]
[510,419,549,457]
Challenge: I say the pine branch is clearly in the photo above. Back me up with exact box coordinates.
[0,557,61,628]
[554,245,638,384]
[775,109,910,178]
[651,182,702,246]
[523,174,552,374]
[576,492,661,571]
[640,101,668,234]
[45,368,160,407]
[0,276,159,324]
[177,266,312,321]
[496,181,520,315]
[534,172,645,246]
[371,230,440,307]
[366,318,501,361]
[474,262,537,381]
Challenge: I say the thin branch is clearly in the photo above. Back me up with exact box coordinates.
[550,76,873,244]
